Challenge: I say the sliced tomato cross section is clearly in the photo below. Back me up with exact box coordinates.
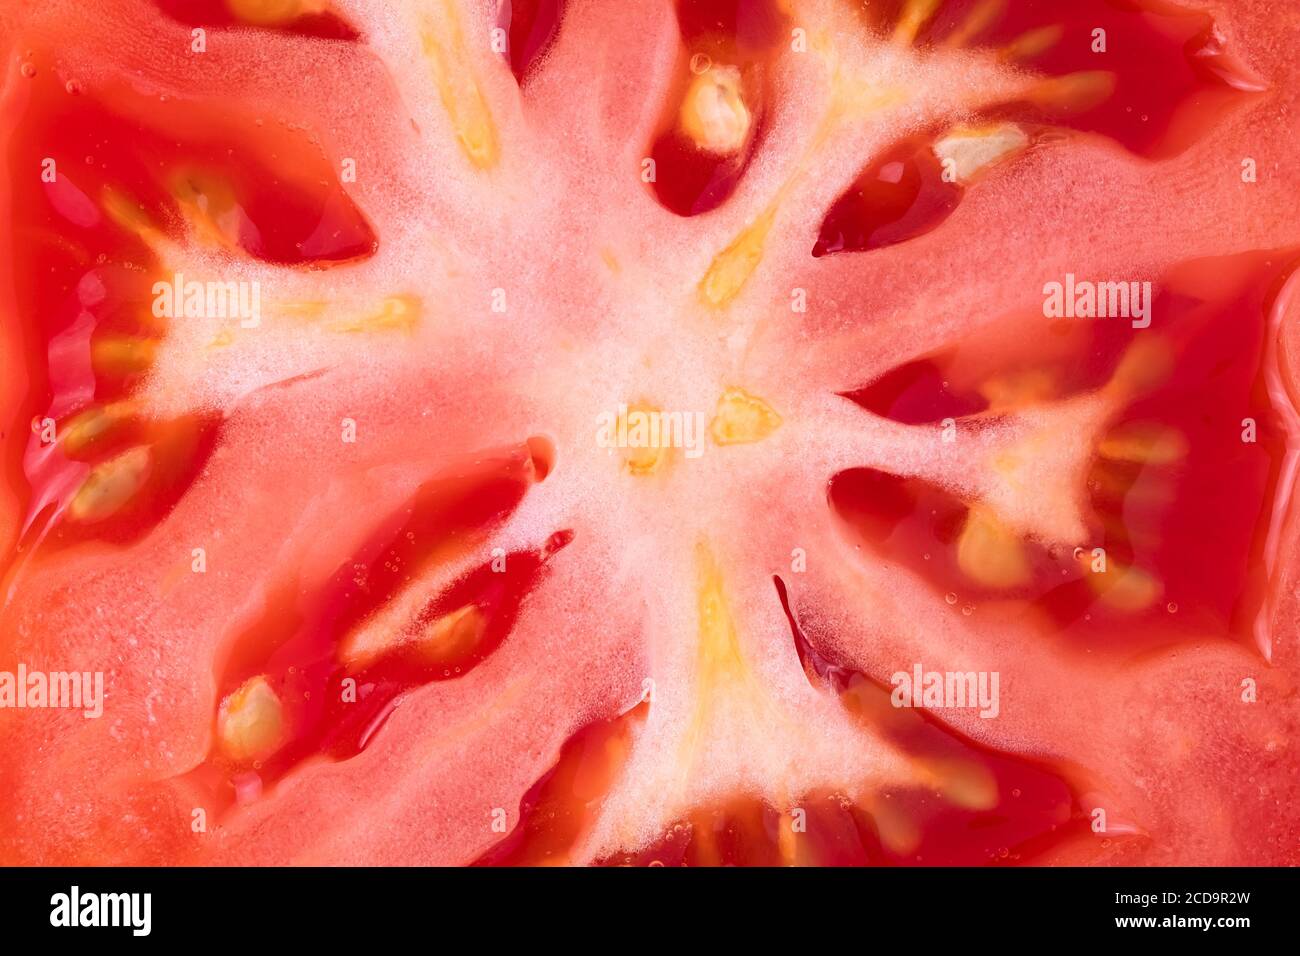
[1,0,1298,867]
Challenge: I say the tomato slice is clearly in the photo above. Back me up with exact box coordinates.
[1,0,1298,868]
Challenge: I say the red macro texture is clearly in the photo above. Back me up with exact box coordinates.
[0,0,1298,866]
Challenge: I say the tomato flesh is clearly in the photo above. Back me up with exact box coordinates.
[1,0,1298,868]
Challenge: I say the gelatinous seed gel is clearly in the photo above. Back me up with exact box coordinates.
[0,0,1297,866]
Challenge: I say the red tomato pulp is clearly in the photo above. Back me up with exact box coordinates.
[0,0,1299,866]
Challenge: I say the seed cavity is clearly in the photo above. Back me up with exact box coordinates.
[474,699,648,866]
